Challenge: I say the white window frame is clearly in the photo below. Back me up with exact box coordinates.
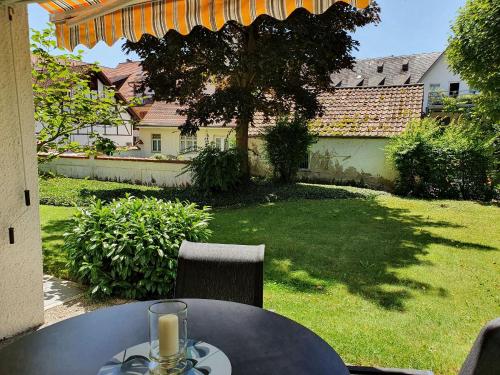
[151,134,161,153]
[214,136,227,151]
[449,82,460,97]
[180,135,197,153]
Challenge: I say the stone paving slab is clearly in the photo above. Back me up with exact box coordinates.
[43,274,84,310]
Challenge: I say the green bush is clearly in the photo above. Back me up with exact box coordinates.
[93,135,117,156]
[185,144,242,192]
[263,116,317,183]
[387,118,494,200]
[64,196,212,299]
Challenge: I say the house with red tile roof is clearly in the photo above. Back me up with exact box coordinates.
[105,52,471,188]
[135,82,423,189]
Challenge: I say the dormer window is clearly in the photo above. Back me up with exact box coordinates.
[402,61,409,72]
[377,63,384,73]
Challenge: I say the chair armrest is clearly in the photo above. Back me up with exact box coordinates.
[348,365,434,375]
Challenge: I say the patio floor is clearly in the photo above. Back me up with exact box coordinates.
[43,274,84,310]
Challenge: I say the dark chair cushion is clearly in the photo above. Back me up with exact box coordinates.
[459,318,500,375]
[175,241,265,307]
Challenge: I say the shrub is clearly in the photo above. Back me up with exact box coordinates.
[93,135,117,156]
[185,144,242,192]
[387,118,494,200]
[64,196,212,299]
[263,116,317,183]
[438,122,495,200]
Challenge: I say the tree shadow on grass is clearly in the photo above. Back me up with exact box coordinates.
[211,196,496,311]
[77,182,369,208]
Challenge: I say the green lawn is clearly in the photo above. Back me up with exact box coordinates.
[40,195,500,375]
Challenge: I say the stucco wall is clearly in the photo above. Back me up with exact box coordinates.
[0,5,44,339]
[41,155,192,187]
[138,126,235,158]
[420,53,472,111]
[250,137,396,189]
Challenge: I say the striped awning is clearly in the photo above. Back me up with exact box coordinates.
[37,0,372,51]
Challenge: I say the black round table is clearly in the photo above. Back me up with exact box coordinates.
[0,299,349,375]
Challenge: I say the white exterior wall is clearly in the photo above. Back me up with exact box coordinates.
[420,53,472,112]
[41,156,191,187]
[0,5,44,339]
[250,137,396,189]
[138,126,235,158]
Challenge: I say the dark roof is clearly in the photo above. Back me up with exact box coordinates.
[250,84,424,138]
[331,52,442,87]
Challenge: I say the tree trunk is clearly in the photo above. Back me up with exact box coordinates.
[236,117,250,181]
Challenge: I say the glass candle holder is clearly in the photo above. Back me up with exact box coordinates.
[149,300,188,374]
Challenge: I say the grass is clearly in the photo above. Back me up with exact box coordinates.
[41,205,76,279]
[39,176,385,208]
[39,190,500,375]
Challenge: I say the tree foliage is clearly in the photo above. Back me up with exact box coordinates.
[32,26,133,162]
[447,0,500,95]
[263,116,317,183]
[386,118,495,200]
[124,3,379,179]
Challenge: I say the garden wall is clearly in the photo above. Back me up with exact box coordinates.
[40,155,192,187]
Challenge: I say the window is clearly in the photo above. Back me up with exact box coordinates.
[151,134,161,152]
[299,153,310,170]
[449,82,460,97]
[180,135,197,153]
[377,63,384,73]
[214,137,227,151]
[402,61,409,72]
[428,84,442,105]
[430,83,441,92]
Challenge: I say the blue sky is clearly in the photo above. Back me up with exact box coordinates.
[28,0,466,68]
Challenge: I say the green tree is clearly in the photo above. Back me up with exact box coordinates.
[263,116,317,183]
[124,3,379,180]
[447,0,500,121]
[446,0,499,182]
[32,26,133,162]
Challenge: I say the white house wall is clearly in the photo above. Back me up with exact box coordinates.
[420,53,472,111]
[0,4,44,339]
[138,126,235,158]
[250,137,396,189]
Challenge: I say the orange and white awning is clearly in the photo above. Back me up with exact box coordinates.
[36,0,372,50]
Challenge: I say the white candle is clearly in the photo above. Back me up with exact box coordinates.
[158,314,179,357]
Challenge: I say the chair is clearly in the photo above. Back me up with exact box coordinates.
[458,318,500,375]
[348,318,500,375]
[175,240,265,307]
